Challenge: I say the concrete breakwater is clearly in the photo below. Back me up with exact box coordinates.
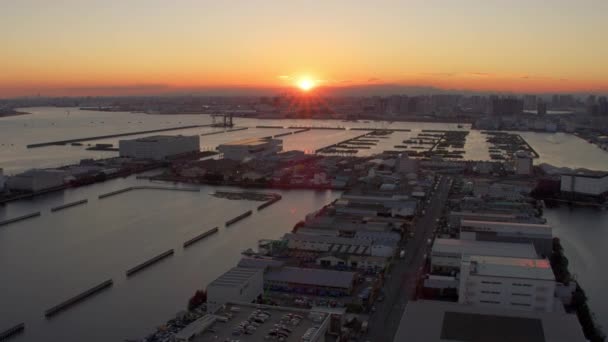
[98,186,200,199]
[225,210,252,226]
[126,249,174,277]
[44,279,113,318]
[27,124,210,148]
[50,199,88,212]
[257,196,282,211]
[273,132,293,138]
[0,323,25,340]
[0,212,41,227]
[199,127,248,137]
[183,227,219,248]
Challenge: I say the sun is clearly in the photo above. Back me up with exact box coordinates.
[297,78,315,91]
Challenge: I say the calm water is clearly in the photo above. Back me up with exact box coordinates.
[1,107,608,340]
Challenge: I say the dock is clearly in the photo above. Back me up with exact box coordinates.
[0,212,41,227]
[44,279,113,318]
[0,323,25,341]
[27,124,211,148]
[226,210,252,226]
[50,199,88,212]
[183,227,219,248]
[126,249,174,277]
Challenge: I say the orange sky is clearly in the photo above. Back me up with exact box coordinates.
[2,1,608,97]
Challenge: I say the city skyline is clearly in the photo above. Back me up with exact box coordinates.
[2,0,608,97]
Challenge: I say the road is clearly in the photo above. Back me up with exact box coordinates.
[366,175,452,342]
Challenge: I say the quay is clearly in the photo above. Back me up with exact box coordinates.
[44,279,113,318]
[126,249,175,277]
[0,212,41,227]
[183,227,219,248]
[225,210,252,226]
[50,199,88,212]
[27,124,210,148]
[0,323,25,341]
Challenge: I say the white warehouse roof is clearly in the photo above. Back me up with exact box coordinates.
[433,238,538,259]
[461,220,552,238]
[208,267,262,288]
[466,255,555,281]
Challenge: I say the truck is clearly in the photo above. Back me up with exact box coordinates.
[399,249,406,258]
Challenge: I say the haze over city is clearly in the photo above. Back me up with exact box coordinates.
[2,2,608,342]
[2,0,608,97]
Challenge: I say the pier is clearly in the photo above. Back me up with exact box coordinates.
[257,196,282,211]
[126,249,174,277]
[44,279,113,318]
[98,186,200,199]
[50,199,88,212]
[183,227,219,248]
[225,210,252,226]
[27,124,210,148]
[0,212,41,227]
[0,323,25,341]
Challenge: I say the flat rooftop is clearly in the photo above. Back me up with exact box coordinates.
[466,255,555,281]
[461,220,552,237]
[193,303,328,342]
[131,135,194,142]
[562,169,608,179]
[433,238,538,259]
[208,267,262,288]
[265,266,356,289]
[394,300,586,342]
[220,137,275,147]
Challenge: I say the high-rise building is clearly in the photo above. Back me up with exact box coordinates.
[523,95,537,110]
[537,101,547,115]
[491,97,524,116]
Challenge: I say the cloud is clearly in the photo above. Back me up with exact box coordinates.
[367,77,381,82]
[468,72,492,77]
[420,72,455,77]
[277,75,290,80]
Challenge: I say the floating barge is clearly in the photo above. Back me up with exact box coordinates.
[183,227,219,248]
[226,210,253,226]
[0,212,41,227]
[126,249,175,277]
[44,279,113,318]
[50,199,88,212]
[0,323,25,340]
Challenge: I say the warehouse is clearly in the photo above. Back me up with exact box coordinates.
[431,238,538,275]
[264,266,356,296]
[460,220,553,256]
[217,137,282,160]
[560,170,608,198]
[206,267,263,313]
[119,135,199,160]
[7,169,66,192]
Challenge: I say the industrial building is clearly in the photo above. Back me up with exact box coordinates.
[431,238,538,275]
[176,302,331,342]
[283,233,395,257]
[460,220,553,256]
[449,211,544,227]
[560,170,608,197]
[264,266,356,295]
[458,255,556,312]
[7,169,66,192]
[514,150,534,175]
[217,137,282,160]
[393,300,585,342]
[206,267,264,314]
[0,168,5,191]
[119,135,200,160]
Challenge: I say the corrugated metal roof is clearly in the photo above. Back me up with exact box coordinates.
[265,267,356,289]
[208,267,261,288]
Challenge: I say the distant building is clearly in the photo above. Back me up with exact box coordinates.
[458,255,556,312]
[537,101,547,115]
[460,220,553,256]
[491,97,524,116]
[514,150,534,175]
[119,135,199,160]
[396,153,418,173]
[217,137,282,160]
[264,266,356,295]
[206,267,264,314]
[560,170,608,197]
[7,169,66,192]
[393,300,585,342]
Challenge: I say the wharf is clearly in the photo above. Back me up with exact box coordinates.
[226,210,253,226]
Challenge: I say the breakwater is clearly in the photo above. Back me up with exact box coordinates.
[183,227,219,248]
[126,249,174,277]
[0,212,41,227]
[44,279,113,318]
[50,199,88,212]
[257,196,282,211]
[0,323,25,341]
[27,124,210,148]
[98,186,200,199]
[226,210,252,226]
[199,127,248,137]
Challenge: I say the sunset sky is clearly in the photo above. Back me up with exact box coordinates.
[2,0,608,97]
